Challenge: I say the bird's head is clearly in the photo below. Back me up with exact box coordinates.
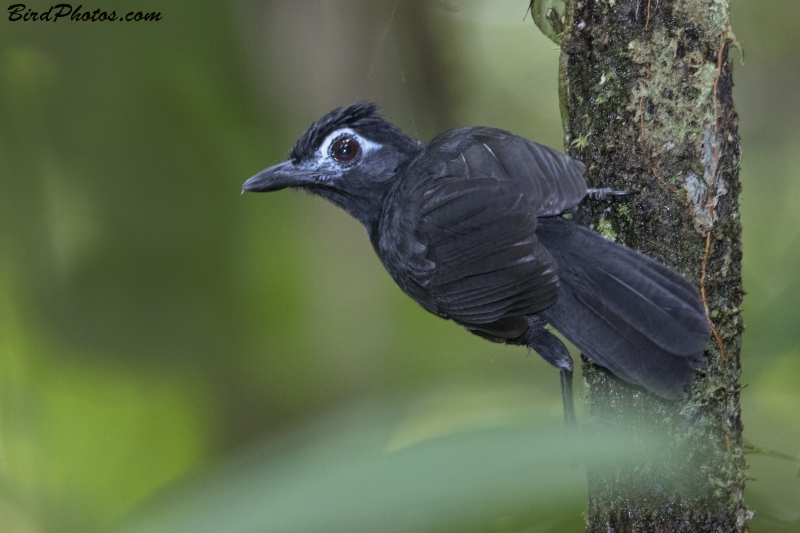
[242,102,421,229]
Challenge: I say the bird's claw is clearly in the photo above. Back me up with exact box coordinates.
[586,188,639,201]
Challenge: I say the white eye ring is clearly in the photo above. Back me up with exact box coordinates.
[330,135,361,164]
[317,128,381,165]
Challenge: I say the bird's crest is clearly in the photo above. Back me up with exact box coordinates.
[290,101,381,163]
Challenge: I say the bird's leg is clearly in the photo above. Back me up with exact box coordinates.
[585,187,638,201]
[525,316,576,427]
[560,367,576,428]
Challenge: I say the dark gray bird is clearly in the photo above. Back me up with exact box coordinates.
[242,102,709,422]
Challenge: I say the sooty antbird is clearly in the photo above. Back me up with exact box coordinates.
[242,102,710,423]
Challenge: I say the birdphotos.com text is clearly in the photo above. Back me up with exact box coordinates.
[8,4,161,22]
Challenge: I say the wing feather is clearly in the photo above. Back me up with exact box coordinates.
[378,128,589,335]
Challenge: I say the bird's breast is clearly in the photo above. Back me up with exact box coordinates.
[376,197,441,315]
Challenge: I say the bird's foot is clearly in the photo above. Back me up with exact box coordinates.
[561,368,576,429]
[524,316,576,428]
[586,187,638,201]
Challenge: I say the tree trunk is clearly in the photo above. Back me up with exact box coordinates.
[545,0,748,530]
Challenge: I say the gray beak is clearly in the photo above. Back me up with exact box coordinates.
[241,160,316,194]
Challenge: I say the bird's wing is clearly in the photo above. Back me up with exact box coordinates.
[458,128,588,217]
[387,129,581,331]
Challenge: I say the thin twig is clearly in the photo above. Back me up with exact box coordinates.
[639,97,645,138]
[700,232,726,360]
[651,167,685,201]
[699,23,730,361]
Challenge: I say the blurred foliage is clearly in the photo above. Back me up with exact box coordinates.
[0,0,798,532]
[115,394,595,533]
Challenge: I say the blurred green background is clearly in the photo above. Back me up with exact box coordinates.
[1,1,798,532]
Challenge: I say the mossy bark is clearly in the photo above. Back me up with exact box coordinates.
[554,0,747,530]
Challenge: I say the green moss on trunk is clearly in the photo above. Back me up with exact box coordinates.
[556,0,747,530]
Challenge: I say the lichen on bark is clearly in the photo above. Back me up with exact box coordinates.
[552,0,748,530]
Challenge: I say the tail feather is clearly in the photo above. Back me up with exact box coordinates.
[535,217,709,399]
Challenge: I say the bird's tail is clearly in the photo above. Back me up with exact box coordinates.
[535,217,709,399]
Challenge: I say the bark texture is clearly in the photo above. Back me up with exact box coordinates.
[554,0,747,530]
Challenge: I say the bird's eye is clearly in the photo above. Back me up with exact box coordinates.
[331,137,360,163]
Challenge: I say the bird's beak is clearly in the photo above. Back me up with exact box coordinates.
[241,160,317,194]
